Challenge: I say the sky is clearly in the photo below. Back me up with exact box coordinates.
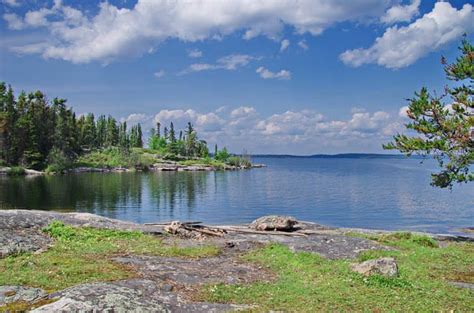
[0,0,473,154]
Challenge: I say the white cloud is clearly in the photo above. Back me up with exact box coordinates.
[124,106,404,153]
[154,70,165,78]
[121,113,149,125]
[256,67,291,80]
[280,39,290,52]
[183,54,255,74]
[2,0,21,7]
[4,0,398,63]
[3,13,24,30]
[188,49,202,58]
[297,39,309,50]
[399,105,409,118]
[381,0,420,24]
[340,2,474,69]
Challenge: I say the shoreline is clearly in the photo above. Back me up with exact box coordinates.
[0,162,267,176]
[1,210,472,312]
[1,209,472,242]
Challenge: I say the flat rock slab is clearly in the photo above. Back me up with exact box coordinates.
[0,285,47,306]
[224,233,391,259]
[0,210,165,258]
[0,210,164,233]
[0,229,51,258]
[114,255,269,287]
[31,279,241,313]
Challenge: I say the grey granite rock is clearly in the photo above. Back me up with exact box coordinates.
[31,280,242,313]
[0,285,47,306]
[350,257,398,277]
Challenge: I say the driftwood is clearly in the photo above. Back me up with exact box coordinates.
[144,221,202,226]
[215,226,308,237]
[163,221,226,238]
[183,226,225,237]
[160,220,308,238]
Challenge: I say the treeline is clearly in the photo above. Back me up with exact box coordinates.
[148,121,209,158]
[0,83,214,170]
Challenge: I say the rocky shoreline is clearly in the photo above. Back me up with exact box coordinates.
[0,161,267,177]
[0,210,472,312]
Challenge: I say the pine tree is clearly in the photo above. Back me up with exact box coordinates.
[384,38,473,188]
[169,122,176,143]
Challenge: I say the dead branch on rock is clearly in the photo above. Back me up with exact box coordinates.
[215,226,308,237]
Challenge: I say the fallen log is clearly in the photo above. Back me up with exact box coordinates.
[215,226,308,237]
[183,226,225,237]
[144,221,202,226]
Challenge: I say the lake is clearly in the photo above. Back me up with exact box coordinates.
[1,157,473,235]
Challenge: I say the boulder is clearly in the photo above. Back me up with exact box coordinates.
[0,286,47,306]
[350,257,398,277]
[249,215,298,231]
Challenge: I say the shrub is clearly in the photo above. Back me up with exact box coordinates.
[7,166,25,176]
[46,147,72,173]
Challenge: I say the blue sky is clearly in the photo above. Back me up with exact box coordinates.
[0,0,473,154]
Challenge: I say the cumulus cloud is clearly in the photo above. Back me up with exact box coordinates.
[381,0,420,24]
[183,54,255,74]
[3,13,24,30]
[121,113,149,125]
[340,2,474,69]
[256,67,291,80]
[121,105,406,153]
[280,39,290,52]
[188,49,202,58]
[3,0,397,63]
[154,70,165,78]
[297,39,309,50]
[2,0,21,7]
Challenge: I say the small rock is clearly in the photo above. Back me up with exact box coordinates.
[0,286,47,306]
[249,215,298,231]
[448,281,474,290]
[351,257,398,277]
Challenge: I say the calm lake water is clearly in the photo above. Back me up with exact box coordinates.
[1,157,473,235]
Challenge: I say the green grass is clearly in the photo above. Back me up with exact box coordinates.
[198,233,474,312]
[0,221,219,292]
[178,158,226,169]
[75,147,157,169]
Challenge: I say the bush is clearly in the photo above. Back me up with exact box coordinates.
[215,147,230,162]
[7,166,25,176]
[46,147,72,173]
[226,156,252,168]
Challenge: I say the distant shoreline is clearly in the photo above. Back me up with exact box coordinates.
[251,153,424,159]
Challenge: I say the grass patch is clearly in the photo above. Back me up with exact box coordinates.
[0,221,219,292]
[178,158,226,169]
[75,147,157,169]
[198,234,474,312]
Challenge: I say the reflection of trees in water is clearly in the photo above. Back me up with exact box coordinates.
[0,173,143,215]
[146,172,209,213]
[0,172,210,217]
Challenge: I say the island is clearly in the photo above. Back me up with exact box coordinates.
[0,83,261,176]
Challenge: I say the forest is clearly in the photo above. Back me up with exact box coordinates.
[0,83,237,172]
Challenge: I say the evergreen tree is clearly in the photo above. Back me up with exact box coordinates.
[384,38,473,188]
[156,122,161,138]
[105,116,119,147]
[96,115,107,148]
[163,126,168,142]
[169,122,176,143]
